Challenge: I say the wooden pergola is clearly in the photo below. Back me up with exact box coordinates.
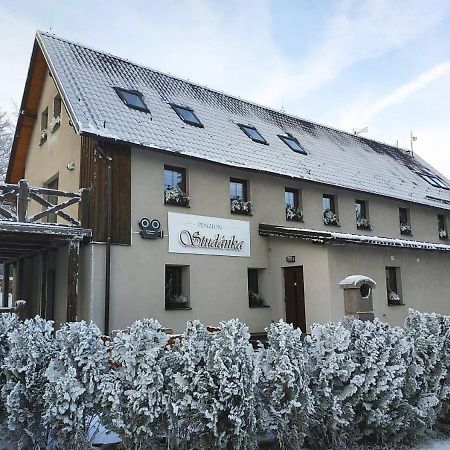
[0,180,91,321]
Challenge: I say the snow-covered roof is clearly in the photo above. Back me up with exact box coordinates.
[259,224,450,252]
[36,31,450,210]
[339,275,376,289]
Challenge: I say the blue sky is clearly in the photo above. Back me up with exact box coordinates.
[1,0,450,175]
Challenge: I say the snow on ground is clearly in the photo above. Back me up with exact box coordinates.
[413,439,450,450]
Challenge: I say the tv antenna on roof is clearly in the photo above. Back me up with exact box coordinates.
[409,131,417,156]
[353,127,368,136]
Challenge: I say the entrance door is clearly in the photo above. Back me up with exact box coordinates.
[283,266,306,332]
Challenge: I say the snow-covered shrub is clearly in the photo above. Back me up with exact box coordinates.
[44,321,108,449]
[400,223,412,234]
[356,217,372,230]
[2,316,56,449]
[258,320,314,449]
[166,320,214,449]
[0,313,19,433]
[306,320,356,448]
[49,115,61,132]
[306,317,422,448]
[344,318,418,445]
[207,319,258,449]
[100,318,170,449]
[405,310,450,427]
[439,228,448,239]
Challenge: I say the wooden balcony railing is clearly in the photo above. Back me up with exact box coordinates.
[0,179,89,228]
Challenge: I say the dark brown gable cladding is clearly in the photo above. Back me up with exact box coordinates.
[80,136,131,245]
[7,41,48,183]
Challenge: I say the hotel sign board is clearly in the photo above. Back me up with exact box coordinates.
[168,212,250,257]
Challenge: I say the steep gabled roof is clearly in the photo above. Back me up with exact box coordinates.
[9,31,450,210]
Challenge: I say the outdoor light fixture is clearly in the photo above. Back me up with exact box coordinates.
[67,162,76,171]
[286,255,296,263]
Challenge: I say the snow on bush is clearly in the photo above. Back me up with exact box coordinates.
[205,318,258,450]
[166,320,214,449]
[43,321,108,449]
[405,310,450,427]
[2,316,56,449]
[257,320,314,449]
[100,318,171,449]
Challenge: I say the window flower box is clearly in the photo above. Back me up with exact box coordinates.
[40,129,47,144]
[400,223,412,235]
[286,206,303,222]
[231,198,253,216]
[50,115,61,133]
[356,217,372,230]
[323,209,339,226]
[388,290,401,305]
[439,229,448,240]
[166,294,189,310]
[164,186,190,207]
[249,291,267,308]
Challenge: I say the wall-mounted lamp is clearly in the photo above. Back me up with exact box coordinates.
[286,255,296,263]
[67,162,76,171]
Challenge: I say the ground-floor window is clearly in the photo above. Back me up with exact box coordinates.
[248,268,267,307]
[165,265,190,310]
[385,266,402,306]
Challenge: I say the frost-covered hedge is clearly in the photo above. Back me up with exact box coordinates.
[1,310,450,449]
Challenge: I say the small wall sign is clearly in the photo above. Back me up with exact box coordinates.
[139,217,163,239]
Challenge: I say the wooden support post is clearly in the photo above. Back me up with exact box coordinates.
[40,252,48,318]
[2,263,10,307]
[67,239,80,322]
[17,179,29,223]
[80,188,90,229]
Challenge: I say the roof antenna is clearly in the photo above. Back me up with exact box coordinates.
[353,127,368,136]
[409,131,417,156]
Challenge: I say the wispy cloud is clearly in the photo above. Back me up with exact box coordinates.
[256,0,450,107]
[358,61,450,123]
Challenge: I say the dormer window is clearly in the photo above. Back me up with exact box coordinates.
[418,173,449,189]
[114,87,149,112]
[279,135,307,154]
[238,124,267,144]
[171,104,203,127]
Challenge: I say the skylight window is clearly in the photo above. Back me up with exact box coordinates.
[418,173,449,190]
[279,135,307,154]
[238,124,268,144]
[114,87,149,112]
[171,104,203,127]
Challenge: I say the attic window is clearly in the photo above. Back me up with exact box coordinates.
[418,173,449,190]
[171,104,203,127]
[114,87,149,112]
[279,135,307,154]
[238,124,268,144]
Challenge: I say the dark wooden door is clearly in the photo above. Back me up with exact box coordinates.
[284,266,306,332]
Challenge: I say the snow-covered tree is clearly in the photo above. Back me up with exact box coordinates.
[43,321,109,449]
[0,109,14,181]
[166,320,215,449]
[257,320,314,449]
[100,318,170,449]
[306,320,356,449]
[405,310,450,428]
[206,319,258,450]
[2,316,56,449]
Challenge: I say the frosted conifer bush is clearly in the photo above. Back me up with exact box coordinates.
[405,310,450,428]
[166,320,215,449]
[207,319,258,450]
[258,320,314,449]
[100,318,170,449]
[43,321,108,449]
[2,316,56,449]
[0,313,19,435]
